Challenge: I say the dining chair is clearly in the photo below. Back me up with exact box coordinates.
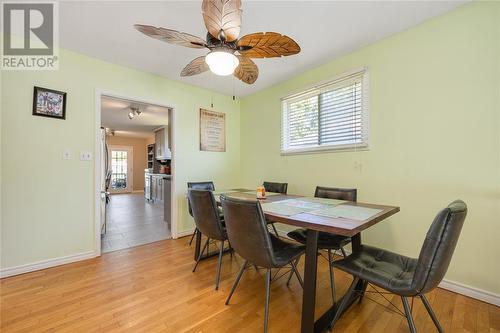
[263,181,288,238]
[287,186,357,305]
[329,200,467,333]
[187,181,216,246]
[220,195,305,333]
[263,181,288,194]
[188,189,228,290]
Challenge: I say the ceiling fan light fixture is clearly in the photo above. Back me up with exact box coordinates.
[205,50,239,76]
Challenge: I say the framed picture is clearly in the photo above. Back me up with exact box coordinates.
[199,108,226,152]
[32,86,67,120]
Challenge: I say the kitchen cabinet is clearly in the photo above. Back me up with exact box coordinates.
[150,175,164,202]
[163,178,171,224]
[154,126,171,160]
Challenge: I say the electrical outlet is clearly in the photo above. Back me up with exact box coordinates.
[80,151,93,161]
[63,149,72,160]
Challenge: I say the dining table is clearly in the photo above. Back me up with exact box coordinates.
[191,188,400,333]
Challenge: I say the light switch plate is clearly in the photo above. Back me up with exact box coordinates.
[63,149,72,160]
[80,151,93,161]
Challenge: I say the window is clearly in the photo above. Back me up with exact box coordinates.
[281,69,368,154]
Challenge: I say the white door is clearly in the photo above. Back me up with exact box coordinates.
[108,145,134,193]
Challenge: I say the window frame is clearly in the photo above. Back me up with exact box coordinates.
[281,68,369,155]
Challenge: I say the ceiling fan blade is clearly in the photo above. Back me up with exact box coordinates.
[234,56,258,84]
[134,24,207,49]
[202,0,242,42]
[180,56,209,77]
[237,32,300,58]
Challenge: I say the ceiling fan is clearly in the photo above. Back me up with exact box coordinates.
[134,0,300,84]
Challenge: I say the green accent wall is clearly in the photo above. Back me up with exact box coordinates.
[240,2,500,293]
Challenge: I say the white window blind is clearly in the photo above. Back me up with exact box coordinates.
[281,69,368,154]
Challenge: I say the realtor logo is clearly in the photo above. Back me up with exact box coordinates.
[1,2,59,70]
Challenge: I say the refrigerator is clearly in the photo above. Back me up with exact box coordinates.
[100,127,109,235]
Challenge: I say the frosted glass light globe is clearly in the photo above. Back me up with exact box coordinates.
[205,51,239,76]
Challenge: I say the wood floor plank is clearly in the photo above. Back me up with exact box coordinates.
[1,238,499,332]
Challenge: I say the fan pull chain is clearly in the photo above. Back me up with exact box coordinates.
[211,94,214,108]
[232,75,236,101]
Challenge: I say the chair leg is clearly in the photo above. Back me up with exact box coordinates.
[192,238,209,273]
[215,240,224,290]
[188,228,198,246]
[401,297,417,333]
[225,260,248,305]
[264,269,272,333]
[290,258,304,288]
[286,257,300,286]
[328,276,360,331]
[420,294,444,333]
[270,223,280,238]
[327,249,336,305]
[340,246,347,257]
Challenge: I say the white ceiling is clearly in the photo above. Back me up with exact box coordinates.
[101,95,170,139]
[60,1,467,97]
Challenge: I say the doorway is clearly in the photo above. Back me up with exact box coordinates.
[95,92,176,255]
[108,145,133,193]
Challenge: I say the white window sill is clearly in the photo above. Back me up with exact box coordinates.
[281,143,369,156]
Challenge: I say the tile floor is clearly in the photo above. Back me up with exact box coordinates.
[101,192,171,253]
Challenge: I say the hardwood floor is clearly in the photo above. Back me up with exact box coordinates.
[1,237,499,333]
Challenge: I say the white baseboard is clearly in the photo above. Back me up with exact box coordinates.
[275,227,500,306]
[0,250,98,278]
[175,228,195,239]
[439,279,500,306]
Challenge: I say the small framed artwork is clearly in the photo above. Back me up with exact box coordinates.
[32,86,67,120]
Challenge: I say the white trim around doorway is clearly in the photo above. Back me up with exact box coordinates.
[94,89,178,257]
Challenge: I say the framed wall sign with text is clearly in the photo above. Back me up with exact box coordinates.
[200,108,226,152]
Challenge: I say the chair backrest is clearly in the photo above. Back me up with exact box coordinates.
[263,181,288,194]
[187,189,226,241]
[187,182,215,217]
[220,195,276,268]
[188,181,215,190]
[412,200,467,294]
[315,186,357,202]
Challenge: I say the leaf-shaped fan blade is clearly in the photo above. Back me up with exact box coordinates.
[202,0,241,42]
[180,56,209,77]
[134,24,207,49]
[237,32,300,58]
[234,56,258,84]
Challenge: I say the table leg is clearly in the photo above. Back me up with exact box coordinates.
[312,232,366,332]
[351,232,362,253]
[301,229,319,333]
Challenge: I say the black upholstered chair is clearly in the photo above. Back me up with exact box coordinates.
[287,186,357,304]
[263,181,288,194]
[262,181,288,238]
[188,189,228,290]
[330,200,467,333]
[220,195,305,333]
[187,181,216,246]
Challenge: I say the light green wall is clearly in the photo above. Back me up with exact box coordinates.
[240,2,500,293]
[1,49,240,269]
